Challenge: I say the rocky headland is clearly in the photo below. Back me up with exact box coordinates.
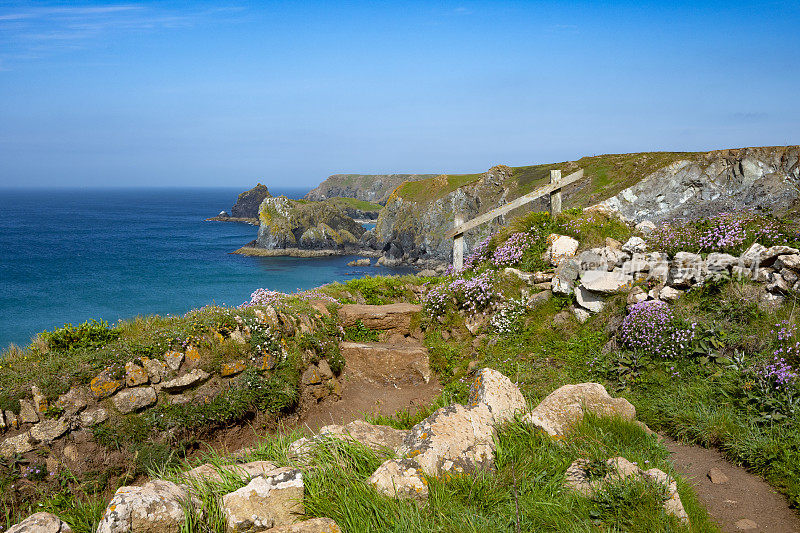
[207,183,273,224]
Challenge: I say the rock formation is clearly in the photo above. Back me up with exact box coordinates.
[255,197,366,251]
[232,183,272,219]
[305,174,436,204]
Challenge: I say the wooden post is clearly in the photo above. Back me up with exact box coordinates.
[549,169,562,216]
[453,214,464,271]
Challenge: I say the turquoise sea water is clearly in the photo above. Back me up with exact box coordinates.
[0,188,406,350]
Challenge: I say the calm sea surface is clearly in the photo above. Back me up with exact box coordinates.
[0,188,406,350]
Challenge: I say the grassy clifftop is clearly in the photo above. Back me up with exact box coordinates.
[392,151,701,207]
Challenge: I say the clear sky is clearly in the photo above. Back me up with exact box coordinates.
[1,1,798,189]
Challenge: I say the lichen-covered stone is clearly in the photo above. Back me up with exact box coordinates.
[97,480,198,533]
[19,399,40,424]
[142,357,168,383]
[467,368,527,425]
[124,362,149,387]
[29,418,69,443]
[55,387,88,417]
[79,407,108,427]
[222,468,304,532]
[31,385,48,415]
[163,351,184,371]
[184,345,201,365]
[112,387,157,414]
[220,360,247,377]
[90,368,123,400]
[580,270,634,294]
[7,512,72,533]
[367,458,429,499]
[0,432,35,457]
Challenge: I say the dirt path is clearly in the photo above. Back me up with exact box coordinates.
[663,436,800,532]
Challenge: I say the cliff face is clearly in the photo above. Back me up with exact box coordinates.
[370,146,800,263]
[371,166,517,262]
[596,146,800,222]
[231,183,272,218]
[305,174,436,205]
[256,197,366,250]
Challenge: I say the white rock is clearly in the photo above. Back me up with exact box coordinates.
[572,307,591,323]
[775,254,800,271]
[580,270,634,294]
[621,236,646,254]
[222,469,304,532]
[576,286,606,313]
[659,286,683,303]
[367,458,428,499]
[706,253,738,277]
[161,369,210,393]
[97,480,198,533]
[669,251,704,287]
[547,235,579,266]
[635,220,656,235]
[112,387,157,414]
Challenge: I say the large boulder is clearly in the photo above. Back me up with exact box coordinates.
[546,235,579,266]
[97,480,198,533]
[221,468,304,532]
[551,258,580,295]
[368,368,525,499]
[524,383,636,437]
[7,512,72,533]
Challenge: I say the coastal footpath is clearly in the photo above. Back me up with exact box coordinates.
[3,202,800,531]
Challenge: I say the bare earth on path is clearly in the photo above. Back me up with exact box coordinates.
[664,436,800,533]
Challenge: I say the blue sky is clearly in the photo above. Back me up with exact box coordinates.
[1,1,798,188]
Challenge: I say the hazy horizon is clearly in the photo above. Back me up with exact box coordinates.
[2,1,798,189]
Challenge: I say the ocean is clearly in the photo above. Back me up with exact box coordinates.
[0,188,407,350]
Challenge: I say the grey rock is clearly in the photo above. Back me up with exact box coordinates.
[142,357,168,383]
[572,307,591,323]
[222,468,304,532]
[79,407,109,427]
[112,387,157,414]
[621,236,647,254]
[30,418,69,443]
[735,519,758,531]
[580,270,634,294]
[551,258,580,295]
[706,252,738,277]
[766,272,790,294]
[576,285,606,313]
[659,286,684,303]
[163,351,184,371]
[7,512,72,533]
[594,147,800,223]
[161,369,210,393]
[19,399,39,424]
[669,251,704,287]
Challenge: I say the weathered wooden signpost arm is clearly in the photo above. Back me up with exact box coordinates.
[450,169,582,270]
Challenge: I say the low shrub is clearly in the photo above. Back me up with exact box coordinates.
[41,320,119,353]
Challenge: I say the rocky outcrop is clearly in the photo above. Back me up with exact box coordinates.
[367,368,526,499]
[232,184,272,219]
[596,146,800,223]
[305,174,436,204]
[256,197,365,251]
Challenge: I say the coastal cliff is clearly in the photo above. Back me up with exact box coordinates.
[369,146,800,263]
[305,173,436,204]
[252,197,366,251]
[207,183,272,224]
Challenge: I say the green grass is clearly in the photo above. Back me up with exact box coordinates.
[330,197,384,212]
[149,415,715,533]
[391,150,703,209]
